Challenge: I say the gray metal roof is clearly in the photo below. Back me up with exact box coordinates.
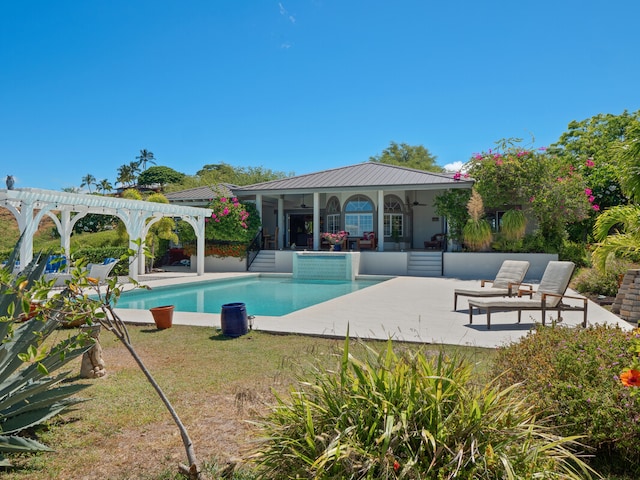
[164,184,234,204]
[234,162,472,194]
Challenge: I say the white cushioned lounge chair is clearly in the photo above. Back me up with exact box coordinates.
[468,261,587,329]
[453,260,530,310]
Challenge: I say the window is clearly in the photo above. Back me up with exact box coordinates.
[326,196,341,233]
[344,195,373,236]
[383,195,404,238]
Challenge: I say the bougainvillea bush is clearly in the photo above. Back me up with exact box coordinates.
[466,140,592,250]
[491,324,640,477]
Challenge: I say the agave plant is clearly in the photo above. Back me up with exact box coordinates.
[0,244,93,466]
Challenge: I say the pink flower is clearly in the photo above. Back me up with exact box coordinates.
[585,188,592,195]
[588,195,595,203]
[222,207,230,215]
[495,159,503,166]
[592,204,600,211]
[585,158,595,167]
[474,153,483,160]
[529,196,535,203]
[453,172,462,181]
[220,197,227,203]
[464,173,470,178]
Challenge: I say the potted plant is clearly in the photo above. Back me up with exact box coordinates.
[321,231,348,251]
[149,305,175,329]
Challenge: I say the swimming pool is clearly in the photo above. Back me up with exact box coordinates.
[116,276,386,316]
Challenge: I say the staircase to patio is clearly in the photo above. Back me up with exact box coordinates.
[248,250,276,272]
[407,251,443,277]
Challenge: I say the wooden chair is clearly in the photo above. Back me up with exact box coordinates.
[357,231,376,251]
[468,261,587,329]
[267,227,279,250]
[424,233,445,250]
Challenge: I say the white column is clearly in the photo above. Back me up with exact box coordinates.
[313,192,320,250]
[277,196,285,250]
[377,190,385,252]
[196,216,206,275]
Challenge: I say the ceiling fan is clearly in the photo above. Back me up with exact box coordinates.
[300,194,311,208]
[407,196,426,207]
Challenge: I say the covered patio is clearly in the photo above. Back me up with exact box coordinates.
[0,188,212,280]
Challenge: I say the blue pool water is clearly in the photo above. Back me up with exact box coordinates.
[116,276,385,316]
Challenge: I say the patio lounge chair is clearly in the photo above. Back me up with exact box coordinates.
[468,261,587,329]
[87,258,119,282]
[453,259,530,310]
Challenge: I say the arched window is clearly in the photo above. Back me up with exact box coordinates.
[344,195,374,236]
[326,196,341,233]
[383,195,404,239]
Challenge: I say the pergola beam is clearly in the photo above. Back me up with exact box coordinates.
[0,188,212,281]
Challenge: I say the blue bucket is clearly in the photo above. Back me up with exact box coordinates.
[220,302,248,337]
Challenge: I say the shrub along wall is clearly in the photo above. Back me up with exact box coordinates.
[73,247,129,276]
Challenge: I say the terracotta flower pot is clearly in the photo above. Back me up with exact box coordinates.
[149,305,174,329]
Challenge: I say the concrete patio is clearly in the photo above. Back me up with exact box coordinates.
[114,270,634,349]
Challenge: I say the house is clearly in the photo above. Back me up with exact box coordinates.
[166,162,473,252]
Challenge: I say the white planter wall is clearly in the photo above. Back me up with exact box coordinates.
[443,252,558,282]
[190,255,246,272]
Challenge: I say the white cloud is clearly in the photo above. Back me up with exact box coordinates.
[278,2,296,23]
[443,161,464,172]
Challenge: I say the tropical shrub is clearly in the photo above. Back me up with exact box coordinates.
[256,337,595,479]
[462,189,492,251]
[0,248,93,466]
[468,139,591,251]
[572,263,627,298]
[72,246,129,276]
[434,188,471,245]
[558,240,589,268]
[492,324,640,477]
[500,209,526,241]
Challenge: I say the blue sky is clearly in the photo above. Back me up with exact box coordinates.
[1,1,639,191]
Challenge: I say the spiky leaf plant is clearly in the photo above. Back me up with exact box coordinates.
[462,189,493,251]
[501,209,527,242]
[0,244,93,467]
[255,336,597,479]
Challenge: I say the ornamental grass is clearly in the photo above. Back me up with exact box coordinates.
[254,336,595,479]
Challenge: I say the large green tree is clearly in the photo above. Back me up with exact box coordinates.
[549,110,640,210]
[137,166,185,191]
[369,141,443,172]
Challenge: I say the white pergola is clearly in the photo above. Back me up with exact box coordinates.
[0,188,212,281]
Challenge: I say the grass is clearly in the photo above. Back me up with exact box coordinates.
[1,326,496,479]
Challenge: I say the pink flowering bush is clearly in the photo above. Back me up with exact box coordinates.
[204,189,260,242]
[467,140,591,249]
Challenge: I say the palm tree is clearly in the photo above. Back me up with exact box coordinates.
[80,173,96,193]
[116,164,135,187]
[591,205,640,271]
[591,119,640,271]
[98,179,113,194]
[136,149,156,171]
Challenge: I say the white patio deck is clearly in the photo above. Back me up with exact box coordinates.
[113,269,634,349]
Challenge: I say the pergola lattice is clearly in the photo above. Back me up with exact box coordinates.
[0,188,212,280]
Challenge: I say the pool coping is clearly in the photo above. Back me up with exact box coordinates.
[111,270,634,349]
